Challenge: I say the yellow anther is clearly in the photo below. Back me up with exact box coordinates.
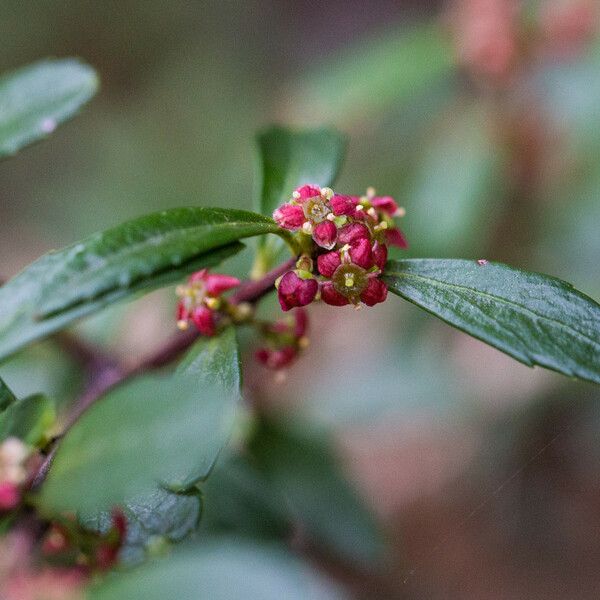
[344,274,355,288]
[205,297,220,310]
[366,186,376,198]
[395,207,406,217]
[177,320,189,331]
[298,336,310,350]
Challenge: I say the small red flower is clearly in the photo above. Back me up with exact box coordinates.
[277,271,318,311]
[256,346,297,370]
[176,269,240,335]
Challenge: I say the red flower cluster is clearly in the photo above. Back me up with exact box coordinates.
[255,308,309,370]
[273,185,407,311]
[176,269,240,336]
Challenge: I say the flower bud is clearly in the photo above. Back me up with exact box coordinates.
[273,204,305,229]
[277,271,318,311]
[312,220,337,249]
[293,184,321,201]
[204,273,240,296]
[370,196,399,216]
[191,305,216,336]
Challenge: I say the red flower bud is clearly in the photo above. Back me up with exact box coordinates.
[360,278,388,306]
[320,281,350,306]
[204,273,240,296]
[0,482,20,511]
[349,238,374,270]
[277,271,318,311]
[191,305,216,336]
[372,241,388,270]
[273,203,305,229]
[312,220,337,249]
[294,184,321,201]
[337,222,370,245]
[317,251,341,278]
[385,227,408,249]
[330,194,358,216]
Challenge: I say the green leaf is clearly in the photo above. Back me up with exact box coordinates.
[89,539,344,600]
[0,58,98,157]
[0,205,284,362]
[37,328,241,514]
[286,23,453,125]
[0,394,55,447]
[82,487,202,566]
[0,376,16,412]
[249,419,384,566]
[255,126,347,218]
[200,453,291,540]
[383,259,600,384]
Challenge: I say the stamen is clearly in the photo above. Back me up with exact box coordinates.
[177,320,189,331]
[302,222,313,235]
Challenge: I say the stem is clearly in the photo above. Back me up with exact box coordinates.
[64,257,296,422]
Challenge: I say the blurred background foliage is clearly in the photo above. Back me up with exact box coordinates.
[1,0,600,598]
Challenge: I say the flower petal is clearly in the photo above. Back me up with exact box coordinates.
[191,305,216,336]
[349,238,374,269]
[278,271,318,311]
[337,222,370,245]
[204,273,241,296]
[317,251,341,278]
[385,227,408,249]
[360,278,388,306]
[273,203,305,229]
[320,281,350,306]
[330,194,358,216]
[312,220,337,249]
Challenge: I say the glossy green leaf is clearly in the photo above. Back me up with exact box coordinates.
[38,328,241,514]
[250,419,384,566]
[255,126,346,218]
[89,539,344,600]
[0,205,284,362]
[0,58,98,157]
[0,376,16,412]
[383,259,600,384]
[82,487,202,566]
[286,23,453,125]
[0,394,55,447]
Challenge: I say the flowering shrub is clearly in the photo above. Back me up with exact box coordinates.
[0,7,599,596]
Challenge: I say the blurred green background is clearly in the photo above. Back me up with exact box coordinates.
[1,1,600,598]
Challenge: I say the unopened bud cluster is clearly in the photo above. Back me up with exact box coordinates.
[273,184,407,311]
[176,269,241,336]
[255,308,309,370]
